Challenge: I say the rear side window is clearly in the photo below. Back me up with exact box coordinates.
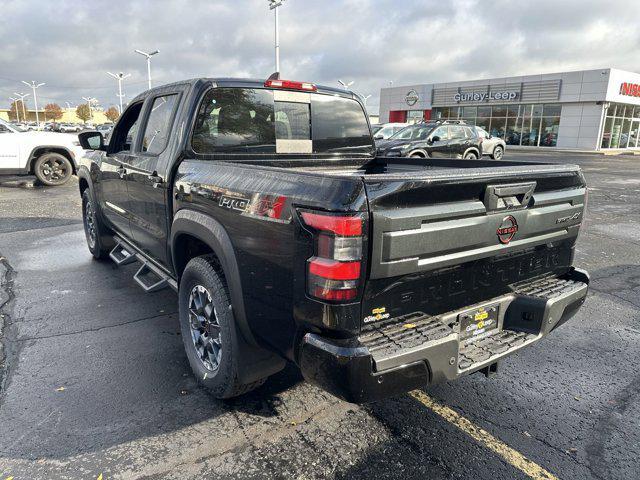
[450,125,466,139]
[191,87,373,155]
[142,94,178,155]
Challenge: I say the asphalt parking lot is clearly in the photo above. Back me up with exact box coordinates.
[1,151,639,480]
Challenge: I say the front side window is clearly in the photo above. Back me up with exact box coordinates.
[431,126,449,141]
[142,94,178,155]
[110,102,143,153]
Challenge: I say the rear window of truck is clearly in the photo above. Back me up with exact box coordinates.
[191,87,373,155]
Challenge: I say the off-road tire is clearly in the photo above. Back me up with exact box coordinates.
[179,255,266,399]
[82,189,113,260]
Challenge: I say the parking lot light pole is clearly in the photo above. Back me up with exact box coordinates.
[14,92,29,121]
[21,81,44,127]
[268,0,285,74]
[362,94,371,109]
[106,72,131,115]
[134,49,159,90]
[338,80,354,90]
[82,96,97,121]
[9,97,20,123]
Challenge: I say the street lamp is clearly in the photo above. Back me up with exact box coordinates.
[14,93,30,122]
[21,81,44,126]
[9,97,20,123]
[106,72,131,114]
[268,0,286,74]
[82,96,97,121]
[338,79,354,90]
[134,49,159,90]
[362,94,372,109]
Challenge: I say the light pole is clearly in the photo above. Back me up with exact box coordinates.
[14,92,29,122]
[106,71,131,114]
[362,94,372,109]
[9,97,20,123]
[338,79,354,90]
[134,49,159,89]
[268,0,285,74]
[82,96,97,122]
[21,81,44,126]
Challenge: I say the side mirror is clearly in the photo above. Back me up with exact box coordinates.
[78,131,105,151]
[374,134,384,140]
[430,135,440,143]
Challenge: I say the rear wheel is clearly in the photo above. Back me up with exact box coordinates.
[179,255,266,399]
[491,145,504,160]
[33,152,73,186]
[82,189,113,260]
[464,151,478,159]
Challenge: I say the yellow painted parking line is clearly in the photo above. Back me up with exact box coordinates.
[409,390,558,480]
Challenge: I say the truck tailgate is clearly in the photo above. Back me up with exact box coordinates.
[361,162,586,322]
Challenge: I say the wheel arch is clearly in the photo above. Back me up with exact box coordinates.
[463,146,481,158]
[171,209,286,381]
[28,146,77,174]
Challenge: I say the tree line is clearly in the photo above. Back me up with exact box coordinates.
[8,101,120,123]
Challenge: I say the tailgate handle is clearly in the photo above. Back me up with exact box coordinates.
[484,182,536,211]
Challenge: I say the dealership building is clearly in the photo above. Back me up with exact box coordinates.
[379,68,640,150]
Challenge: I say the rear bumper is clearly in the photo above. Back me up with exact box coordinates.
[298,268,589,403]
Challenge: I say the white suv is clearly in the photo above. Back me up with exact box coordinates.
[0,119,84,186]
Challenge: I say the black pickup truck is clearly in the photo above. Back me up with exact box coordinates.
[76,77,589,403]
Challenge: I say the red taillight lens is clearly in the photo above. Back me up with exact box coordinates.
[265,79,318,92]
[300,210,365,303]
[300,211,362,236]
[308,258,360,280]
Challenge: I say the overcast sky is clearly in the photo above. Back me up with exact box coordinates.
[2,0,640,115]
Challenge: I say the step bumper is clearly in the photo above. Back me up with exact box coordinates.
[298,268,589,403]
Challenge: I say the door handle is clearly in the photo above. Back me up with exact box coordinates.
[117,165,127,179]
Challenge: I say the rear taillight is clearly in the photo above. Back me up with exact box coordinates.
[264,79,318,92]
[300,210,365,302]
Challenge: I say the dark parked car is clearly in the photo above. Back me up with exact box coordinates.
[76,77,589,403]
[376,121,482,159]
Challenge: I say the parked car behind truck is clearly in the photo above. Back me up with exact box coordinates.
[0,118,83,185]
[76,77,589,403]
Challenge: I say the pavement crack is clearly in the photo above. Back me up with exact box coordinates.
[0,252,17,397]
[10,310,177,342]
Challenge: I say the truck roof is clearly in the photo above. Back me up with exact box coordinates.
[130,77,356,104]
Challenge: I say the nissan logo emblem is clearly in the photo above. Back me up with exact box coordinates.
[405,90,419,106]
[496,215,518,244]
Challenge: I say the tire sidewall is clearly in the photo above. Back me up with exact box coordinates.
[179,257,236,397]
[465,151,478,159]
[34,153,73,186]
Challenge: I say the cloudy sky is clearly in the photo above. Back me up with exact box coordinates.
[2,0,639,114]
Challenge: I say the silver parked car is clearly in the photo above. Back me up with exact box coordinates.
[373,122,410,140]
[475,126,506,159]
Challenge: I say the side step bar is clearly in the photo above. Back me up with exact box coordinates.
[109,237,178,293]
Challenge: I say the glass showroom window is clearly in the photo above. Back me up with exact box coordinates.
[433,103,560,146]
[601,102,640,149]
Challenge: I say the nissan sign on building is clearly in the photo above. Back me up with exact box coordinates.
[379,68,640,151]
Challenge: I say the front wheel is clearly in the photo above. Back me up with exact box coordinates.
[33,152,73,186]
[464,151,478,159]
[491,145,504,160]
[82,189,113,260]
[179,255,267,399]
